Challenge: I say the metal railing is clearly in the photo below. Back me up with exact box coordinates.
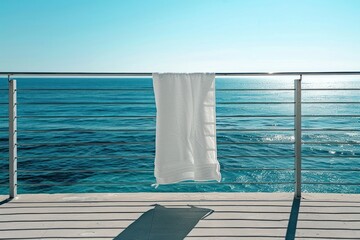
[1,71,360,199]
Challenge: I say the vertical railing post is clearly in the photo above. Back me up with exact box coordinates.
[9,79,17,198]
[294,75,302,198]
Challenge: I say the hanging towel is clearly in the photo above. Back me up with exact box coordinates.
[152,73,221,184]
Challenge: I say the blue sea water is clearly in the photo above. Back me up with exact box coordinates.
[1,76,360,194]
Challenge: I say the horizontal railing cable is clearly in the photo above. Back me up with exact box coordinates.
[15,88,296,91]
[302,168,360,172]
[17,101,295,105]
[13,181,295,186]
[302,115,360,117]
[16,115,156,118]
[14,128,295,132]
[302,88,360,91]
[14,101,360,105]
[303,128,360,132]
[1,168,358,173]
[302,155,360,158]
[0,168,295,173]
[15,154,295,159]
[303,182,360,185]
[16,155,156,159]
[15,129,156,132]
[12,114,360,119]
[15,115,296,118]
[302,101,360,104]
[4,87,360,91]
[303,141,360,145]
[16,141,295,147]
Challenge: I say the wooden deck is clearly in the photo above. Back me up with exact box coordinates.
[0,192,360,239]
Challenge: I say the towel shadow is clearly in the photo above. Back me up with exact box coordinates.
[114,204,213,240]
[285,197,301,240]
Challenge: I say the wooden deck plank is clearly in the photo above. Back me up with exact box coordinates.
[0,193,360,239]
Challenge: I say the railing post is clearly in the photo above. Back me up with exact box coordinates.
[9,79,17,198]
[294,75,302,198]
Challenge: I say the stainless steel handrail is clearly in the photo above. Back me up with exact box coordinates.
[2,71,360,76]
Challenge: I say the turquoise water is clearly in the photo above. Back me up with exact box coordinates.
[1,76,360,194]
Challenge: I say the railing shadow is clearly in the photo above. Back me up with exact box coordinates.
[0,197,13,205]
[113,204,213,240]
[285,197,301,240]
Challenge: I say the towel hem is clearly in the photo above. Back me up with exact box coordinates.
[155,163,221,185]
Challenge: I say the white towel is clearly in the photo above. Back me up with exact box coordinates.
[152,73,221,184]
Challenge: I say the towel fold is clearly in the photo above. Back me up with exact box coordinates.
[153,73,221,184]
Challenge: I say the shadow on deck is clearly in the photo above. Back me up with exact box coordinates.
[0,193,360,239]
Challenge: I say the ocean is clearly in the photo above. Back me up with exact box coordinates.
[1,76,360,194]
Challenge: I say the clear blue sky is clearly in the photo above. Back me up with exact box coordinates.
[1,0,360,72]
